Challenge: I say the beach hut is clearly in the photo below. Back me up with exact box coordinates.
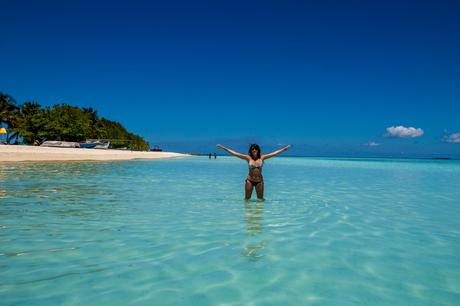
[0,127,6,144]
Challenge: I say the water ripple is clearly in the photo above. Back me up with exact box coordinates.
[1,158,459,305]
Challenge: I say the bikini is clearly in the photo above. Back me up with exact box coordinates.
[246,159,263,186]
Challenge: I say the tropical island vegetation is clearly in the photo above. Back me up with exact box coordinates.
[0,93,149,151]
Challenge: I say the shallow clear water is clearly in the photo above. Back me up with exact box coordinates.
[1,157,459,305]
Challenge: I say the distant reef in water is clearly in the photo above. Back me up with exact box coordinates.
[0,92,149,151]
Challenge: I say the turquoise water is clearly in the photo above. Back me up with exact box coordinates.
[1,157,459,305]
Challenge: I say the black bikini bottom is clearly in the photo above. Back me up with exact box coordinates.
[246,179,263,187]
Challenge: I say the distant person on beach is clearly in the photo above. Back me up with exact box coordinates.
[216,144,291,200]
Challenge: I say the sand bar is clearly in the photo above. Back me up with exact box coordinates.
[0,145,191,162]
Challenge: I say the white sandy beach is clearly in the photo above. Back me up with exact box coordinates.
[0,145,190,162]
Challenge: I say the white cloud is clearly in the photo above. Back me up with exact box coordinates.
[364,141,381,147]
[444,133,460,143]
[386,125,424,138]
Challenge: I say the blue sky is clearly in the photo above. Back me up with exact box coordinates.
[1,0,460,157]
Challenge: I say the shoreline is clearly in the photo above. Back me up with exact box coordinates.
[0,145,191,162]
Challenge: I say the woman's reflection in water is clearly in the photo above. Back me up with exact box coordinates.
[241,200,267,261]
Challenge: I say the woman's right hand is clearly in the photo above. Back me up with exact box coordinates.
[216,144,225,150]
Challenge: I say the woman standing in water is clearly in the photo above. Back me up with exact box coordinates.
[216,144,291,200]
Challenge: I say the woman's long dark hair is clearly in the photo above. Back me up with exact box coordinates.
[248,144,261,160]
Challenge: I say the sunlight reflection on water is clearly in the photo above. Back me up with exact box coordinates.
[1,157,459,305]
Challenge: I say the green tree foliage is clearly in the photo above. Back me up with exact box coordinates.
[93,118,149,151]
[0,93,22,143]
[0,93,149,150]
[43,104,93,142]
[19,102,45,144]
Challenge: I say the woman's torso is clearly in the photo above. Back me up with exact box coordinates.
[247,158,263,182]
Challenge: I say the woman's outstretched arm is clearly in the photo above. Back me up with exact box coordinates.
[216,144,249,160]
[262,145,291,160]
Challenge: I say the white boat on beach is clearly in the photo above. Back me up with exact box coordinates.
[84,139,110,149]
[40,139,110,149]
[41,141,80,148]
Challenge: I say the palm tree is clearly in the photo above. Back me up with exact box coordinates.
[0,93,17,124]
[0,93,21,143]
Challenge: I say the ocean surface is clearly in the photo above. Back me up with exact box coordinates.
[1,157,459,305]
